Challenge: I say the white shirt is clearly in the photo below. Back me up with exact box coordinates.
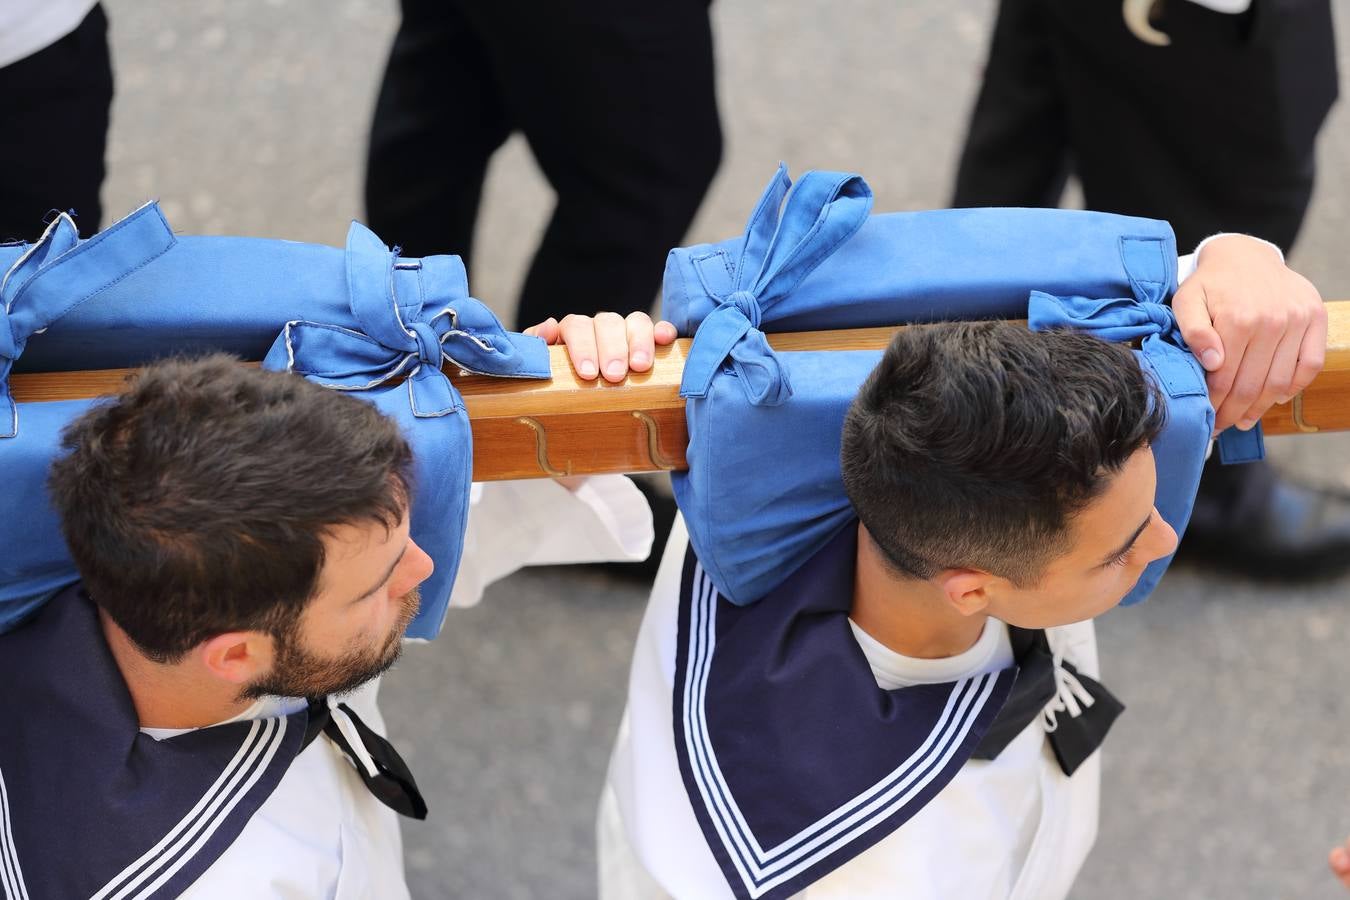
[1176,233,1283,285]
[0,0,98,69]
[143,475,652,899]
[599,516,1102,900]
[163,681,406,900]
[847,614,1012,690]
[1185,0,1252,12]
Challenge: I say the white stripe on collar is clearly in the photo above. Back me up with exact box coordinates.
[0,764,32,900]
[90,717,288,900]
[681,564,1003,898]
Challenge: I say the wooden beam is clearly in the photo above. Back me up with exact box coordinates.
[10,305,1350,480]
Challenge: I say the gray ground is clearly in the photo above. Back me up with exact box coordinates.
[98,1,1350,896]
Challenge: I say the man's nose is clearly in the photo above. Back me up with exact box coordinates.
[392,539,436,595]
[1145,510,1179,562]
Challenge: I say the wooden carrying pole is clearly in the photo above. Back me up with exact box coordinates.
[10,303,1350,481]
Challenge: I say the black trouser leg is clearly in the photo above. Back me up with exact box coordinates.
[0,4,113,241]
[1045,0,1329,252]
[364,0,512,265]
[366,0,722,329]
[954,0,1334,248]
[951,0,1071,208]
[458,0,722,328]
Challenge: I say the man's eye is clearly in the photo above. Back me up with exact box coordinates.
[1108,549,1132,569]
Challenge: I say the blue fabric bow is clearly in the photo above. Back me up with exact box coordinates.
[679,165,873,406]
[263,221,548,416]
[0,205,175,437]
[261,221,549,639]
[1028,240,1264,467]
[1028,238,1220,606]
[1026,229,1185,348]
[1028,291,1181,344]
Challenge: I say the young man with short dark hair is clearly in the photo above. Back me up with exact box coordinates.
[600,321,1174,900]
[600,222,1329,898]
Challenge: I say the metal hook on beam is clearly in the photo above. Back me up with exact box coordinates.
[1292,392,1320,433]
[632,410,677,471]
[517,416,569,477]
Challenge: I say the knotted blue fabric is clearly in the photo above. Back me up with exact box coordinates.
[1,207,176,437]
[670,166,1220,608]
[262,221,550,638]
[1027,235,1215,605]
[0,206,549,639]
[265,222,546,418]
[678,165,873,406]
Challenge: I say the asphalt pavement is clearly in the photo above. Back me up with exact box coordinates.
[98,1,1350,896]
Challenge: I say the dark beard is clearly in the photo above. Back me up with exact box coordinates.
[241,586,421,701]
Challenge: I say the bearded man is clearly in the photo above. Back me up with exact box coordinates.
[0,313,666,899]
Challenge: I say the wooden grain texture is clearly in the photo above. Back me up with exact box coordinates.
[10,303,1350,479]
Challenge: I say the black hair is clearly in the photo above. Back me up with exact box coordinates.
[841,321,1165,584]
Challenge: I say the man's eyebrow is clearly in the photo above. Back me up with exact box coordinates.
[1099,513,1153,567]
[349,542,409,605]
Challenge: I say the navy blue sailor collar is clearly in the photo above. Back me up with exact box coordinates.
[0,584,309,900]
[671,521,1123,900]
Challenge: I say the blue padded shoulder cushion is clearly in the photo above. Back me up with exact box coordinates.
[0,205,549,639]
[667,165,1219,608]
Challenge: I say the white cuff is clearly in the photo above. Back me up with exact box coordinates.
[1184,0,1252,13]
[1177,232,1285,285]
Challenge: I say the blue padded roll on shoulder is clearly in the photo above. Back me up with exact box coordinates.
[0,206,550,639]
[669,165,1218,609]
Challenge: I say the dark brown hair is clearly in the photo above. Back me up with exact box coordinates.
[49,355,413,662]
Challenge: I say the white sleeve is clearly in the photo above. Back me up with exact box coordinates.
[447,476,654,608]
[1175,232,1285,285]
[1183,0,1251,13]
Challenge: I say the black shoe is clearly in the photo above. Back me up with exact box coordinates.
[1176,457,1350,582]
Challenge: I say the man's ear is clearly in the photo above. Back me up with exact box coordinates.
[196,631,274,685]
[935,569,997,617]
